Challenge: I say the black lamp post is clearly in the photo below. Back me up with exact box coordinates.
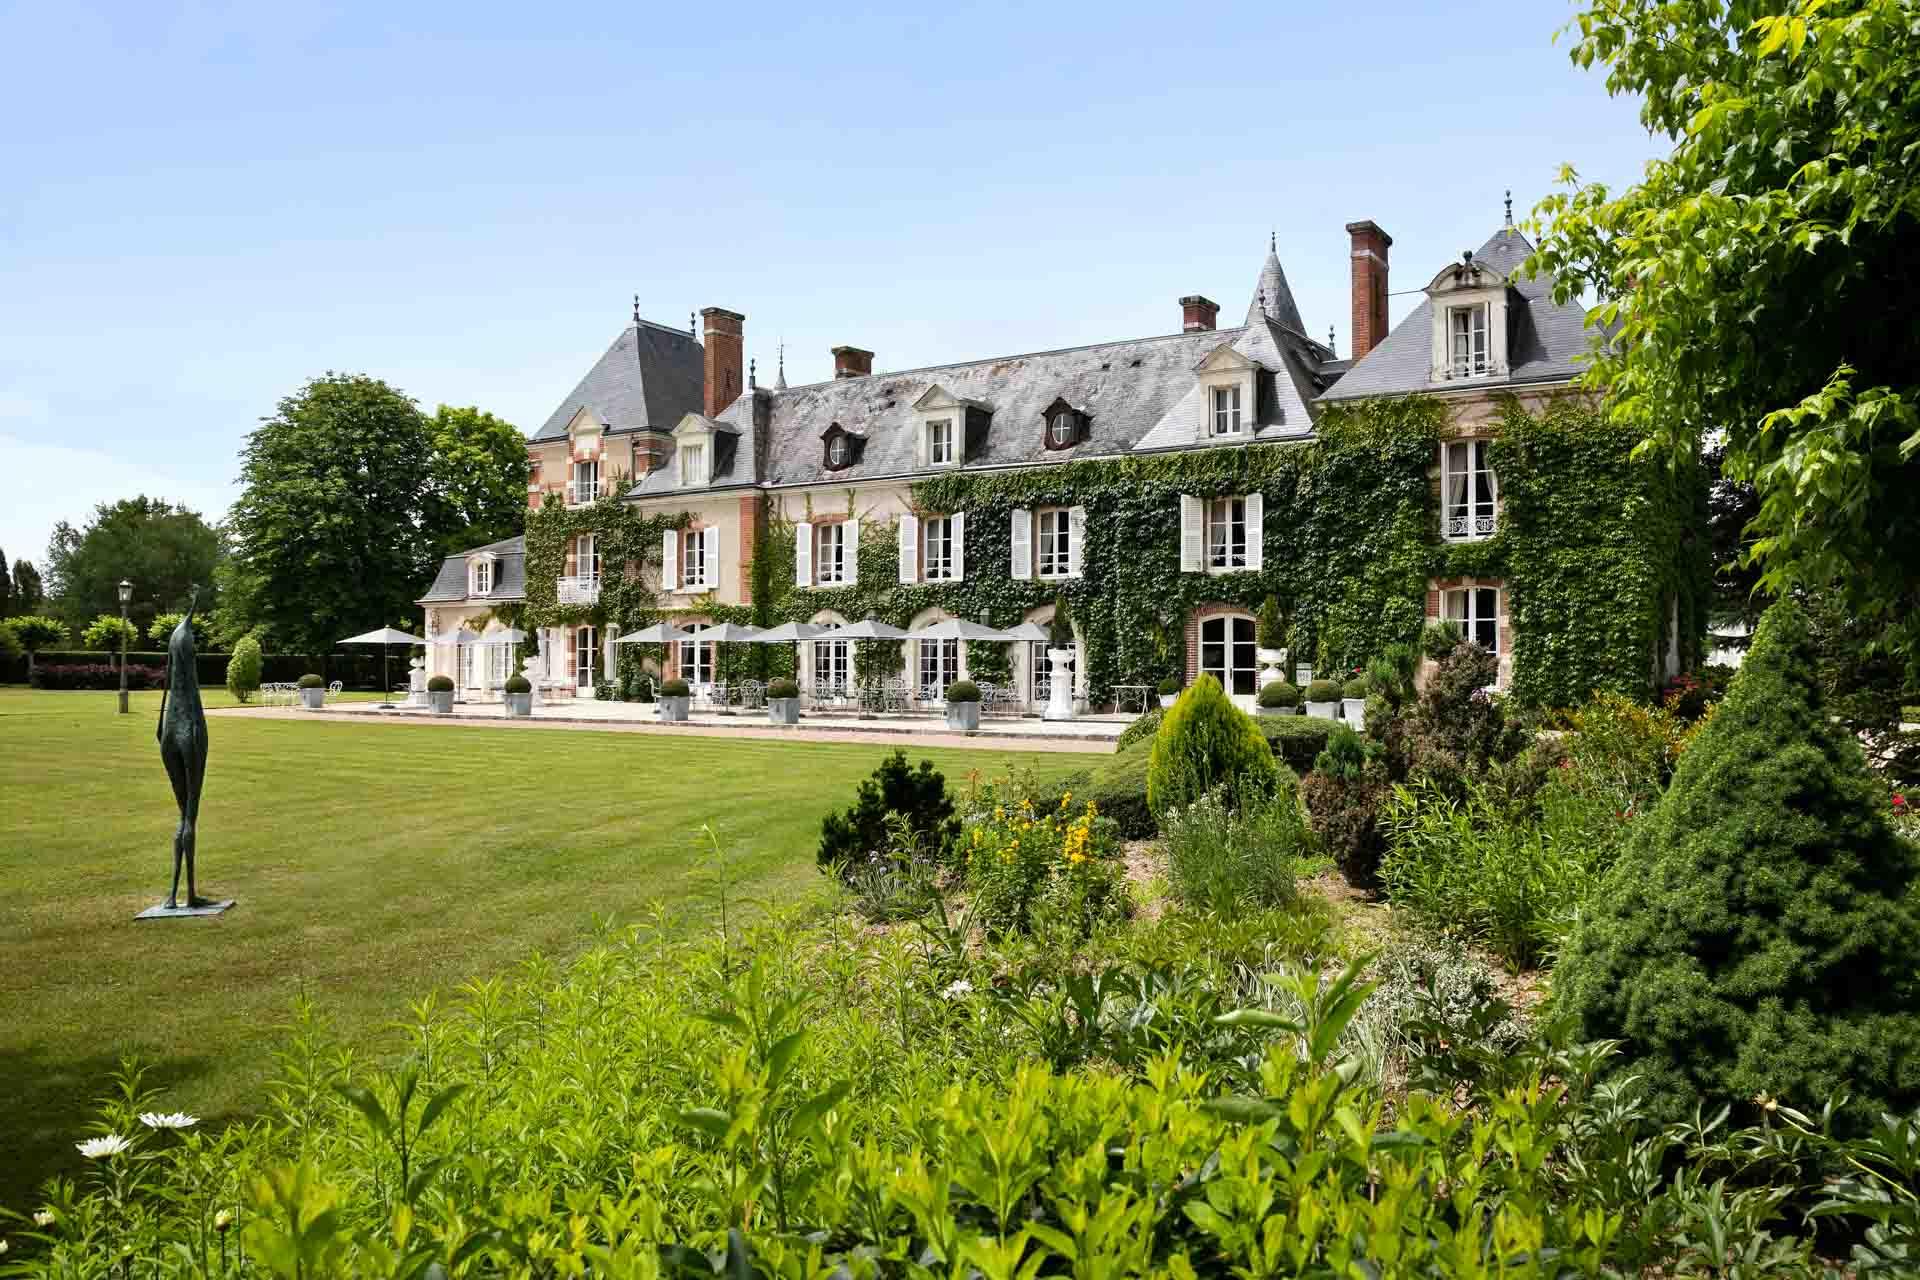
[117,579,133,715]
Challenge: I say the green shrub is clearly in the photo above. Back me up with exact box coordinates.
[1258,715,1341,772]
[1341,673,1371,700]
[944,678,980,702]
[1367,641,1419,708]
[82,614,139,652]
[1257,680,1299,708]
[296,673,324,689]
[0,622,18,661]
[503,674,532,694]
[1048,597,1074,649]
[1555,601,1920,1130]
[1161,778,1307,915]
[1303,678,1342,703]
[766,677,800,700]
[1421,618,1463,661]
[593,679,615,700]
[1257,594,1283,649]
[1146,674,1279,818]
[818,750,958,875]
[1156,674,1182,695]
[1115,708,1162,752]
[660,677,690,697]
[1084,743,1154,838]
[225,635,262,702]
[1303,727,1390,887]
[426,673,454,692]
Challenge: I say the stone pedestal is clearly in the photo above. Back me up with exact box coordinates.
[136,899,236,920]
[1043,649,1075,722]
[406,658,427,708]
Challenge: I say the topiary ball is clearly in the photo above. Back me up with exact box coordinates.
[1304,679,1343,703]
[426,674,454,692]
[660,677,690,697]
[1257,681,1300,708]
[1157,675,1183,695]
[503,674,532,694]
[767,677,800,700]
[944,679,980,703]
[1341,674,1372,699]
[296,673,324,689]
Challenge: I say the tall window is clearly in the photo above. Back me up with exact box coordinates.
[680,442,706,486]
[679,622,714,687]
[575,625,598,689]
[927,419,955,466]
[576,534,600,580]
[1442,440,1498,540]
[1037,508,1072,578]
[815,638,850,690]
[1206,497,1248,570]
[918,637,960,697]
[471,559,493,595]
[1050,411,1076,447]
[681,527,710,588]
[570,459,600,504]
[1211,385,1242,436]
[1443,587,1500,655]
[1449,304,1490,376]
[1200,615,1257,696]
[923,516,956,581]
[816,523,848,585]
[486,642,511,688]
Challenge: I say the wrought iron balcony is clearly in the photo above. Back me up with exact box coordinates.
[1444,510,1498,541]
[566,480,602,506]
[556,575,601,604]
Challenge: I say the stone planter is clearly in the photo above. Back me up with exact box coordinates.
[1305,700,1339,720]
[1259,704,1300,717]
[1159,694,1177,709]
[428,690,454,714]
[299,687,325,710]
[766,697,800,725]
[658,695,690,723]
[505,692,532,718]
[945,700,981,731]
[1043,649,1076,722]
[1341,697,1367,725]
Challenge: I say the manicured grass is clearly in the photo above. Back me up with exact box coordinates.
[0,687,1078,1212]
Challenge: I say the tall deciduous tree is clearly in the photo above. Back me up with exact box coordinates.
[12,560,45,614]
[425,404,528,555]
[43,497,223,638]
[1531,0,1920,672]
[220,374,437,654]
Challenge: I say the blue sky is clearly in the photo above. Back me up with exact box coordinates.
[0,0,1660,568]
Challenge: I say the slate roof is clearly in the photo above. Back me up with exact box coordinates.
[1318,226,1595,403]
[530,320,705,441]
[416,535,526,604]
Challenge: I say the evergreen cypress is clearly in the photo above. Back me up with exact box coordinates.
[1555,601,1920,1128]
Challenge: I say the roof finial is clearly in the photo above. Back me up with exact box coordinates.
[1269,228,1276,253]
[632,293,641,323]
[689,311,696,335]
[775,341,788,391]
[748,357,756,389]
[1328,324,1336,355]
[1504,189,1513,227]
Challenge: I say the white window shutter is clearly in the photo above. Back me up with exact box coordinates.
[1179,494,1203,572]
[1067,505,1086,578]
[845,515,861,585]
[1245,492,1264,572]
[951,512,965,580]
[661,529,679,592]
[703,525,720,590]
[1011,508,1032,580]
[795,521,813,588]
[898,513,919,584]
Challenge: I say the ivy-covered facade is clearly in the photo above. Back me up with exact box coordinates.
[423,216,1706,710]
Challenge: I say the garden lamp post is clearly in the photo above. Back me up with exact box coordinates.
[117,578,133,714]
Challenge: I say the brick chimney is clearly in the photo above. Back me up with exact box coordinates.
[831,345,874,379]
[1345,221,1392,360]
[1180,295,1219,332]
[702,307,745,417]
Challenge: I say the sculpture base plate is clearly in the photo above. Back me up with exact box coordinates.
[136,899,236,920]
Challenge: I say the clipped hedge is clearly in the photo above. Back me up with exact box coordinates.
[0,648,401,689]
[1258,715,1343,773]
[32,663,166,690]
[1085,744,1154,838]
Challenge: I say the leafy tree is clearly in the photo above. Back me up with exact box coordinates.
[425,404,529,555]
[1146,674,1279,818]
[9,615,67,679]
[0,547,11,618]
[1555,601,1920,1130]
[42,496,222,638]
[220,374,437,654]
[0,621,19,661]
[1531,0,1920,673]
[147,612,212,649]
[82,614,140,655]
[12,559,44,614]
[226,634,263,703]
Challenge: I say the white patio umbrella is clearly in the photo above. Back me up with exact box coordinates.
[749,621,829,644]
[613,622,693,644]
[906,618,1017,642]
[1001,621,1052,643]
[339,626,426,708]
[820,618,910,641]
[696,622,764,644]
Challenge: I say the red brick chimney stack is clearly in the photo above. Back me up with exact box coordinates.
[1344,220,1392,360]
[1180,295,1219,332]
[702,307,745,417]
[831,345,874,379]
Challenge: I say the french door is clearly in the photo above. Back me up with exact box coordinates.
[576,626,598,689]
[1200,615,1257,699]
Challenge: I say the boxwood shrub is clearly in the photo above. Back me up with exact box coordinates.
[504,674,532,694]
[1303,678,1342,704]
[660,677,690,697]
[1085,743,1154,838]
[1257,680,1300,708]
[766,677,800,700]
[944,679,980,702]
[426,674,454,692]
[1258,715,1342,773]
[297,673,324,689]
[1341,673,1371,699]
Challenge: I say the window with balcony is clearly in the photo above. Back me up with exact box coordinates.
[1036,508,1073,578]
[926,419,955,467]
[815,522,850,585]
[681,527,711,589]
[568,460,600,506]
[1448,304,1491,377]
[1211,385,1242,436]
[923,515,957,581]
[1443,585,1501,655]
[1206,497,1248,570]
[1442,440,1498,540]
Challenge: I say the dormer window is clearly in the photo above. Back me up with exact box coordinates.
[1212,386,1243,436]
[1448,304,1491,377]
[1050,412,1075,447]
[680,441,707,487]
[470,556,495,596]
[927,419,955,467]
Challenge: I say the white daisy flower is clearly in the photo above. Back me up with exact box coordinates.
[32,1211,53,1227]
[76,1134,132,1159]
[138,1111,199,1130]
[213,1209,233,1232]
[941,978,974,1000]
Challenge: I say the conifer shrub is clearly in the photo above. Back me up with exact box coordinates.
[1555,601,1920,1130]
[225,635,262,702]
[1146,674,1280,818]
[818,750,959,875]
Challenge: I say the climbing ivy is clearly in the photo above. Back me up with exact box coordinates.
[522,485,683,691]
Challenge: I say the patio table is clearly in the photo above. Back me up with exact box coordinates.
[1111,684,1153,715]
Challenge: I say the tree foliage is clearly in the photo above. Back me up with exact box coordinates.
[1555,601,1920,1129]
[146,612,212,649]
[43,496,222,638]
[425,404,529,555]
[81,614,139,653]
[8,615,67,677]
[226,634,263,703]
[11,559,45,614]
[1531,0,1920,672]
[0,547,11,618]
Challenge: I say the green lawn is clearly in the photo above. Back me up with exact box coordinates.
[0,687,1082,1212]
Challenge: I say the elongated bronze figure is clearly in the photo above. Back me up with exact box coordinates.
[158,591,211,909]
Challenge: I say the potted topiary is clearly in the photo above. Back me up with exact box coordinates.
[658,677,691,722]
[1303,678,1342,719]
[1157,674,1182,709]
[944,678,982,731]
[297,673,325,710]
[503,673,533,717]
[426,674,455,714]
[1044,599,1076,722]
[1255,595,1287,690]
[1256,680,1301,717]
[1340,672,1371,724]
[766,676,801,725]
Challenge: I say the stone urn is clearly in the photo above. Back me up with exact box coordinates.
[1043,649,1076,721]
[1256,647,1287,692]
[406,658,427,707]
[767,696,801,725]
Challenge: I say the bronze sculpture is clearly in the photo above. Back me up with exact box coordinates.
[157,591,212,909]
